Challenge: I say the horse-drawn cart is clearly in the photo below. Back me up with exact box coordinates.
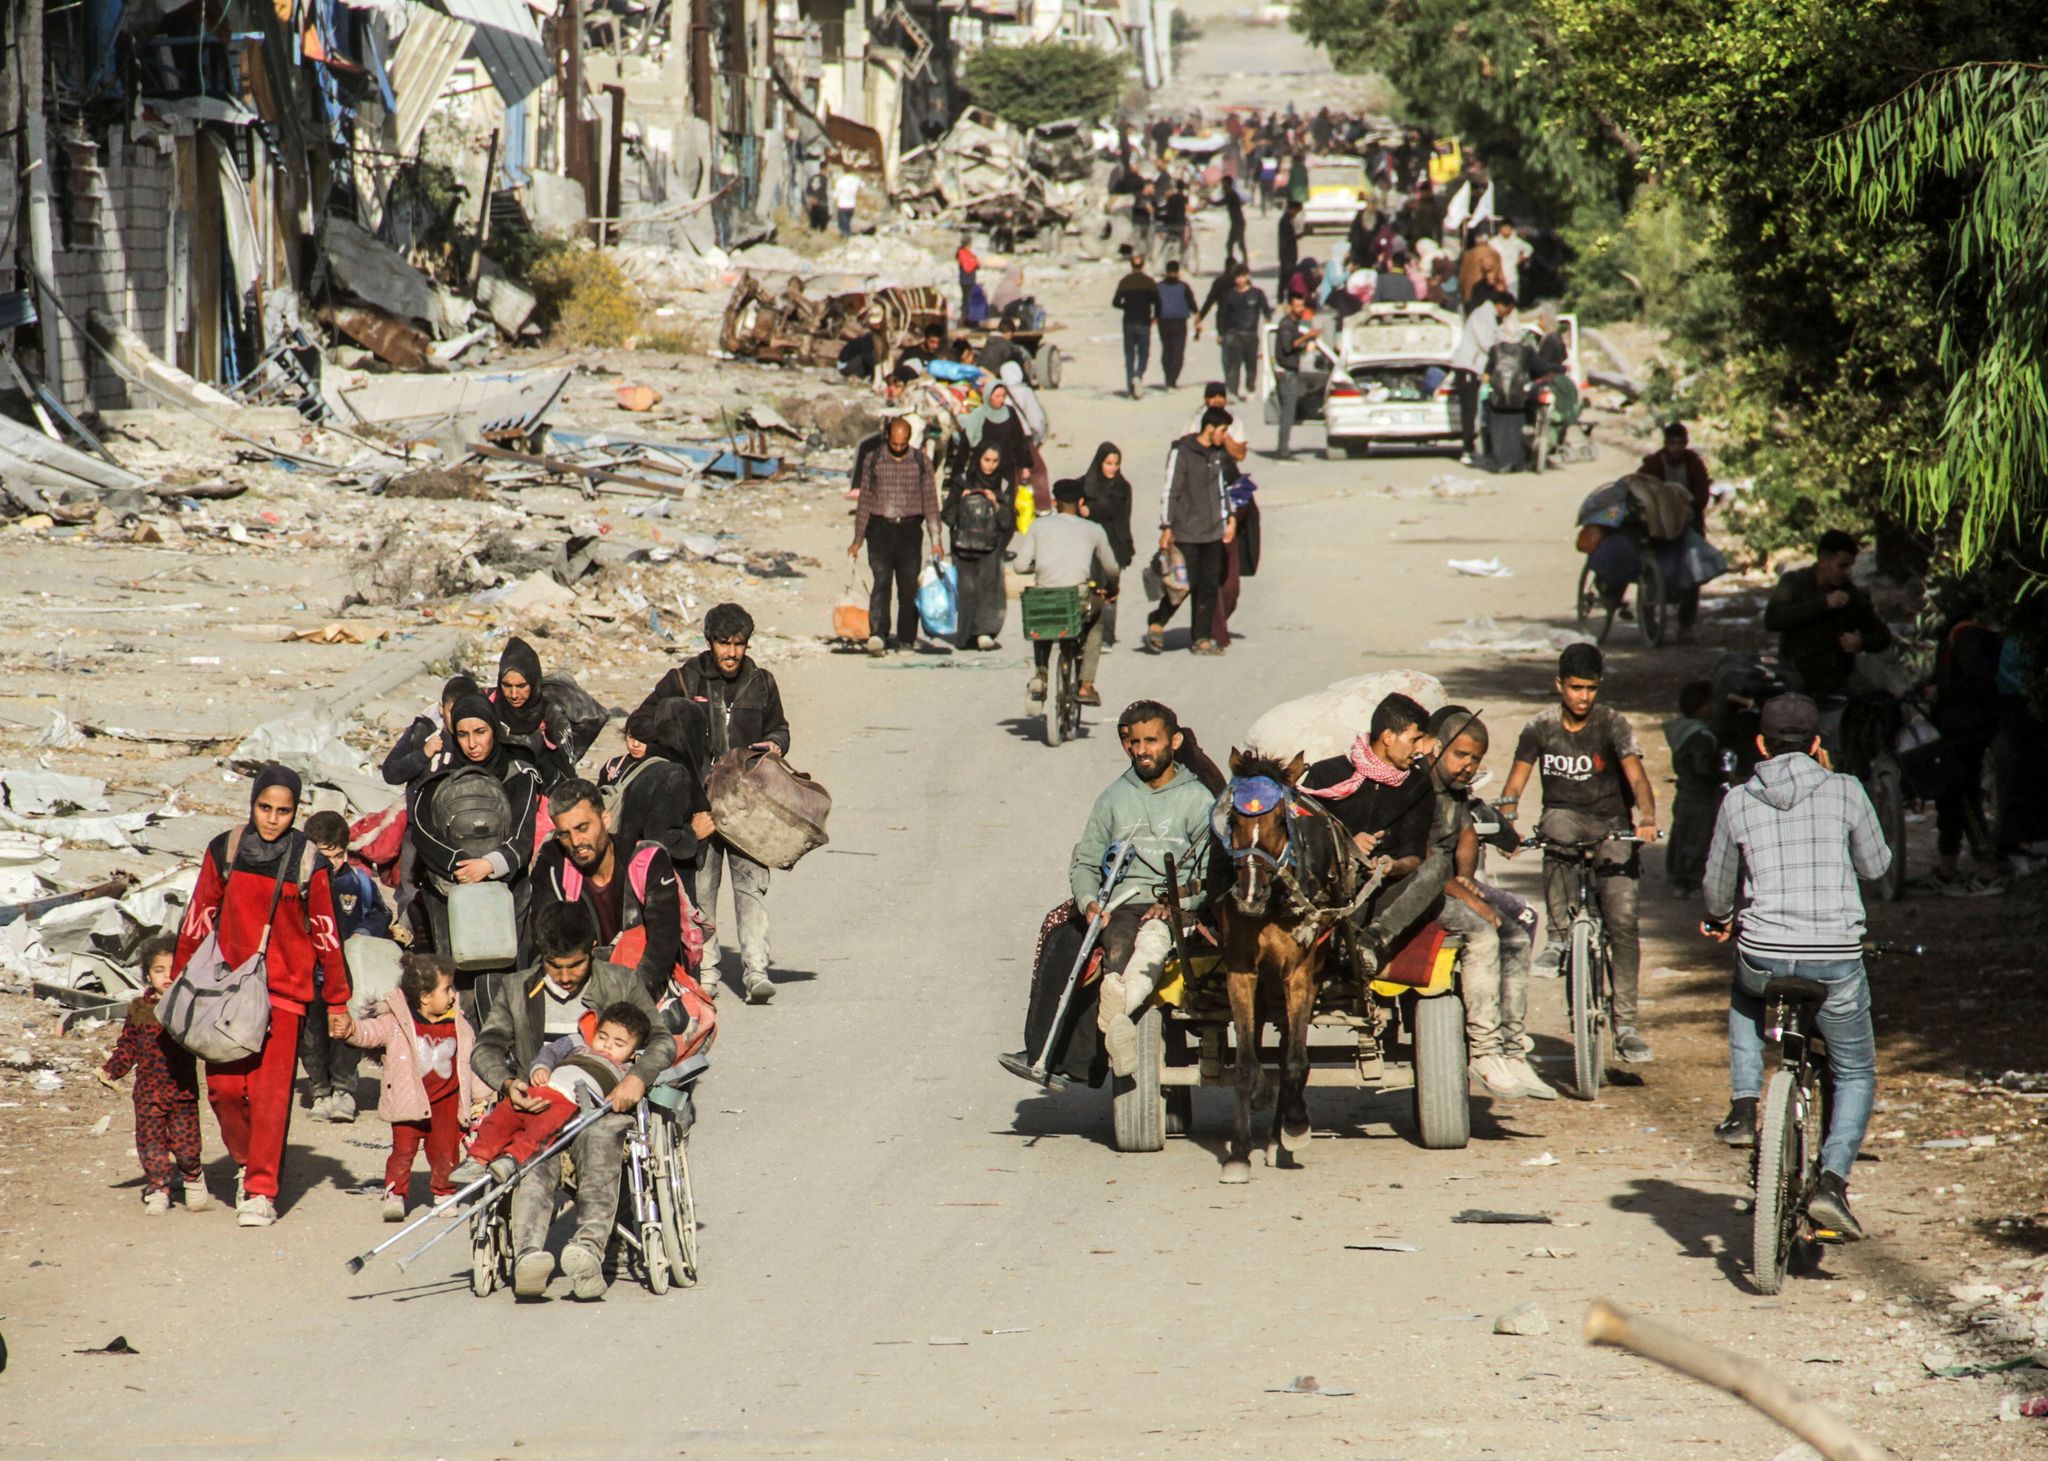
[1111,929,1472,1155]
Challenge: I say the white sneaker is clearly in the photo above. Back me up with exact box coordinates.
[143,1191,171,1216]
[1513,1058,1560,1100]
[1468,1053,1522,1098]
[236,1194,277,1228]
[381,1187,406,1223]
[1096,971,1135,1076]
[183,1183,214,1213]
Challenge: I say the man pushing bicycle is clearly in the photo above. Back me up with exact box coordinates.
[1702,693,1891,1241]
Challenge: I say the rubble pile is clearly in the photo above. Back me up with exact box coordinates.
[720,273,946,366]
[893,110,1096,251]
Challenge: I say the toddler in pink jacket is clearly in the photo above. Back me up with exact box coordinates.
[346,953,484,1220]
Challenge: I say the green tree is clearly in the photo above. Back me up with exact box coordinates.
[1818,63,2048,581]
[959,43,1127,130]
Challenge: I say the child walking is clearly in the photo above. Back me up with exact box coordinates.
[97,934,210,1214]
[344,953,482,1220]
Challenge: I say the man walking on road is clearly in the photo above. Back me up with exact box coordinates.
[1156,261,1198,391]
[635,602,792,1004]
[1276,198,1303,297]
[1218,175,1248,265]
[1112,256,1161,398]
[1196,264,1272,401]
[1704,693,1891,1240]
[850,418,943,655]
[1272,293,1322,460]
[1497,643,1661,1063]
[1147,410,1235,656]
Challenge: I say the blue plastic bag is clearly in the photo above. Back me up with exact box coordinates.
[916,556,959,638]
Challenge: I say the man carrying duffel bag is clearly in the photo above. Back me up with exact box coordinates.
[635,602,793,1005]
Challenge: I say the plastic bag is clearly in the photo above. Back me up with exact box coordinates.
[1013,482,1036,536]
[833,568,871,641]
[1682,528,1729,586]
[916,556,959,638]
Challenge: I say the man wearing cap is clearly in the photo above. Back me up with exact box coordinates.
[1703,693,1892,1240]
[1009,477,1121,708]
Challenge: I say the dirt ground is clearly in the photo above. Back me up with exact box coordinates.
[4,7,2047,1457]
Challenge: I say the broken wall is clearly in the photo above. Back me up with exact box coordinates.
[49,133,180,412]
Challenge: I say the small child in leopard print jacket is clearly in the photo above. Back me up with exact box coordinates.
[97,934,210,1214]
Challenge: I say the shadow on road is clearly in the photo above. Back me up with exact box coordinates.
[1610,1175,1759,1289]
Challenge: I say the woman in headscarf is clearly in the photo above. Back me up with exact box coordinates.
[172,764,348,1227]
[997,361,1051,510]
[491,636,572,787]
[942,442,1018,650]
[1077,442,1134,648]
[962,381,1039,513]
[406,693,542,1005]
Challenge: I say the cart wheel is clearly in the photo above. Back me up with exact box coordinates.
[1411,992,1471,1150]
[1111,1004,1166,1152]
[653,1117,696,1288]
[1041,344,1063,389]
[1638,551,1669,647]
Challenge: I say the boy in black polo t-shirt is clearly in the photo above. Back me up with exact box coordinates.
[1497,644,1661,1062]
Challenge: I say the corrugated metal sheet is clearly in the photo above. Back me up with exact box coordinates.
[390,4,478,154]
[437,0,550,106]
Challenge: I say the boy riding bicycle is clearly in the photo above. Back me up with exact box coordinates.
[1702,693,1891,1241]
[1497,643,1661,1063]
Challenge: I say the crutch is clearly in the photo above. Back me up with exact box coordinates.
[392,1100,617,1273]
[1020,837,1138,1082]
[340,1098,607,1275]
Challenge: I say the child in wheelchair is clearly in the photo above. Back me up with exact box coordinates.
[451,1003,650,1188]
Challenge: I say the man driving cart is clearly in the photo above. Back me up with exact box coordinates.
[999,701,1220,1087]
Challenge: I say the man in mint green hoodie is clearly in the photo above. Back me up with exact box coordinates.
[1001,700,1219,1087]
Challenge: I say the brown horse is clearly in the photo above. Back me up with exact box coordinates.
[1214,749,1370,1184]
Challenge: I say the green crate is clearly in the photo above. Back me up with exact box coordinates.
[1020,586,1085,641]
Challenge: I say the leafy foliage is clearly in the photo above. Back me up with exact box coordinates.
[528,247,645,348]
[959,43,1127,130]
[1817,64,2048,577]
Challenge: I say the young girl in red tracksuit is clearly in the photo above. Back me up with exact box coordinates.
[98,933,209,1214]
[345,952,483,1220]
[174,764,349,1228]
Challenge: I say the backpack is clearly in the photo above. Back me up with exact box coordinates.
[952,487,1004,556]
[158,830,317,1064]
[562,842,709,980]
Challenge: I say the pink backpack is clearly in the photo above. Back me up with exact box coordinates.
[561,842,707,977]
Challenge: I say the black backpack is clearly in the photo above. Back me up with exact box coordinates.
[953,488,1004,556]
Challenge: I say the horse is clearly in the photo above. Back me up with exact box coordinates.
[1213,748,1378,1184]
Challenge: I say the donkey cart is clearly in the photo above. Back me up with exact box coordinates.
[1110,927,1473,1157]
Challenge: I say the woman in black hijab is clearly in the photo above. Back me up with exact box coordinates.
[406,693,542,976]
[492,636,572,787]
[942,442,1017,650]
[1078,442,1134,646]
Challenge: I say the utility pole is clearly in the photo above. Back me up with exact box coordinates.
[689,0,713,127]
[18,0,61,402]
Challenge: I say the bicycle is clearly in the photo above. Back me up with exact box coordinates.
[1021,585,1087,747]
[1523,833,1643,1100]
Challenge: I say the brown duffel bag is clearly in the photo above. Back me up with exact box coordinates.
[706,748,832,869]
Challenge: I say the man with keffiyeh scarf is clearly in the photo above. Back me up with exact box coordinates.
[1301,693,1454,977]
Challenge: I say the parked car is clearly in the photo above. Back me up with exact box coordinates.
[1258,303,1583,459]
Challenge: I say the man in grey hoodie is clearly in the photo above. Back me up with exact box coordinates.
[1145,411,1237,656]
[1703,693,1891,1240]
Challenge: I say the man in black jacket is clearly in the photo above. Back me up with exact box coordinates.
[1764,530,1894,705]
[1112,257,1160,398]
[1195,264,1272,401]
[529,778,687,998]
[635,602,791,1004]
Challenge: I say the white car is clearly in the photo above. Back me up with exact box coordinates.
[1259,302,1582,458]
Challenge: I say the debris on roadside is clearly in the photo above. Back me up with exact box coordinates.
[1493,1302,1552,1336]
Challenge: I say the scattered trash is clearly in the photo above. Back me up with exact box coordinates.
[1264,1375,1355,1395]
[927,1337,968,1347]
[1969,1134,1999,1147]
[1522,1152,1559,1167]
[1921,1138,1971,1149]
[1454,1210,1552,1225]
[616,385,664,413]
[0,771,111,816]
[1344,1240,1418,1252]
[1923,1354,2045,1379]
[2003,1395,2048,1420]
[1523,1247,1577,1259]
[282,624,375,645]
[1494,1302,1552,1337]
[982,1327,1030,1336]
[1447,557,1513,578]
[74,1336,139,1356]
[89,1114,112,1137]
[1422,617,1584,657]
[30,1071,62,1092]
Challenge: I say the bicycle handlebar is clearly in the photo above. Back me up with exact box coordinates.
[1521,833,1646,854]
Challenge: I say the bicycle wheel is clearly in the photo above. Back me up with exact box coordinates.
[1865,759,1908,903]
[1042,647,1066,747]
[1638,550,1668,646]
[1751,1068,1800,1295]
[1568,916,1603,1100]
[1182,226,1202,275]
[1058,644,1082,741]
[1531,402,1552,473]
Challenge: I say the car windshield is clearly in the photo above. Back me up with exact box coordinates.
[1344,311,1455,361]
